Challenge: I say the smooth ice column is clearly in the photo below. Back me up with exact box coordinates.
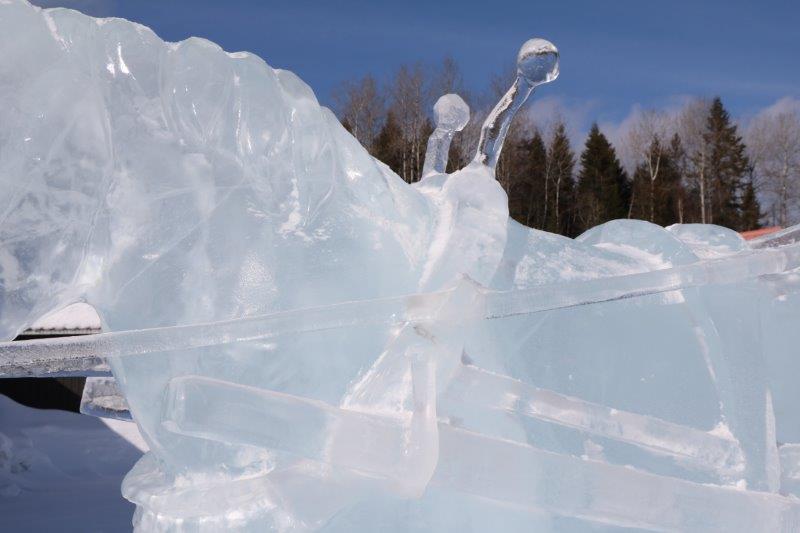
[475,38,559,169]
[421,94,470,178]
[432,426,800,531]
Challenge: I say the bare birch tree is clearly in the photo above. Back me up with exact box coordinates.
[677,98,712,223]
[625,110,670,222]
[332,75,385,153]
[748,111,800,226]
[389,64,429,182]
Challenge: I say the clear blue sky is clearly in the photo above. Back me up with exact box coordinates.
[32,0,800,130]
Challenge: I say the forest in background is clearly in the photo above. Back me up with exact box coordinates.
[333,58,800,237]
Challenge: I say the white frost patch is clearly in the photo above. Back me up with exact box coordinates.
[42,12,68,50]
[709,420,736,441]
[116,43,131,75]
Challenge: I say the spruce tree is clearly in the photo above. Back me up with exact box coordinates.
[507,131,547,228]
[630,163,650,221]
[575,124,629,234]
[667,133,692,224]
[544,123,576,235]
[445,132,467,174]
[413,117,434,182]
[373,111,403,176]
[703,97,751,230]
[740,175,762,230]
[629,134,684,226]
[658,134,686,226]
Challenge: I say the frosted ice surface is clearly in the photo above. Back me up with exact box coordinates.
[3,1,800,531]
[667,223,748,259]
[433,94,471,132]
[81,376,131,421]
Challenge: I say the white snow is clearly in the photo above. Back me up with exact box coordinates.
[0,394,146,531]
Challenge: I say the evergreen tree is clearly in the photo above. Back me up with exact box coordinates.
[373,111,403,175]
[630,163,651,222]
[667,133,694,224]
[544,123,575,235]
[445,132,468,174]
[413,117,434,182]
[704,97,752,229]
[505,131,547,227]
[740,174,762,230]
[660,134,687,225]
[629,134,685,226]
[575,124,629,234]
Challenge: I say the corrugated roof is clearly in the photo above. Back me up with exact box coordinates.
[27,303,102,334]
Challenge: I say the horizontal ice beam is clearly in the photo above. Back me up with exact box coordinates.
[0,354,110,378]
[163,374,438,496]
[2,243,800,376]
[162,376,800,531]
[0,292,449,377]
[482,244,800,319]
[433,426,800,532]
[750,224,800,249]
[445,365,745,477]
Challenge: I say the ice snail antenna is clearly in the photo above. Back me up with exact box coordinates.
[421,94,470,178]
[475,38,559,170]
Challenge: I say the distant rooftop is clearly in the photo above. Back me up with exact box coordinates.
[25,303,102,335]
[741,227,782,241]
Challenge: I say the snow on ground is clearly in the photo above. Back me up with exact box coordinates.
[0,394,147,532]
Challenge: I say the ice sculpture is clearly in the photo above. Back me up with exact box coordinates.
[421,94,469,178]
[476,38,559,169]
[3,1,800,531]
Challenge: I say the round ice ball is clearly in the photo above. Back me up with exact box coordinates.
[517,38,559,86]
[433,94,470,132]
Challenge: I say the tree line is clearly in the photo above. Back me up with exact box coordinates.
[334,60,800,236]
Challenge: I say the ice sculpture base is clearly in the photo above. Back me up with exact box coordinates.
[123,438,800,533]
[124,454,291,532]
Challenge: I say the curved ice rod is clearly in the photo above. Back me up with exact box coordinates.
[1,242,800,375]
[421,94,470,178]
[475,38,559,169]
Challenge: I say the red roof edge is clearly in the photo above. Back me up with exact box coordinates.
[740,226,782,240]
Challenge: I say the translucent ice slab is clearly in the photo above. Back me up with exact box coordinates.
[2,239,798,375]
[161,375,800,531]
